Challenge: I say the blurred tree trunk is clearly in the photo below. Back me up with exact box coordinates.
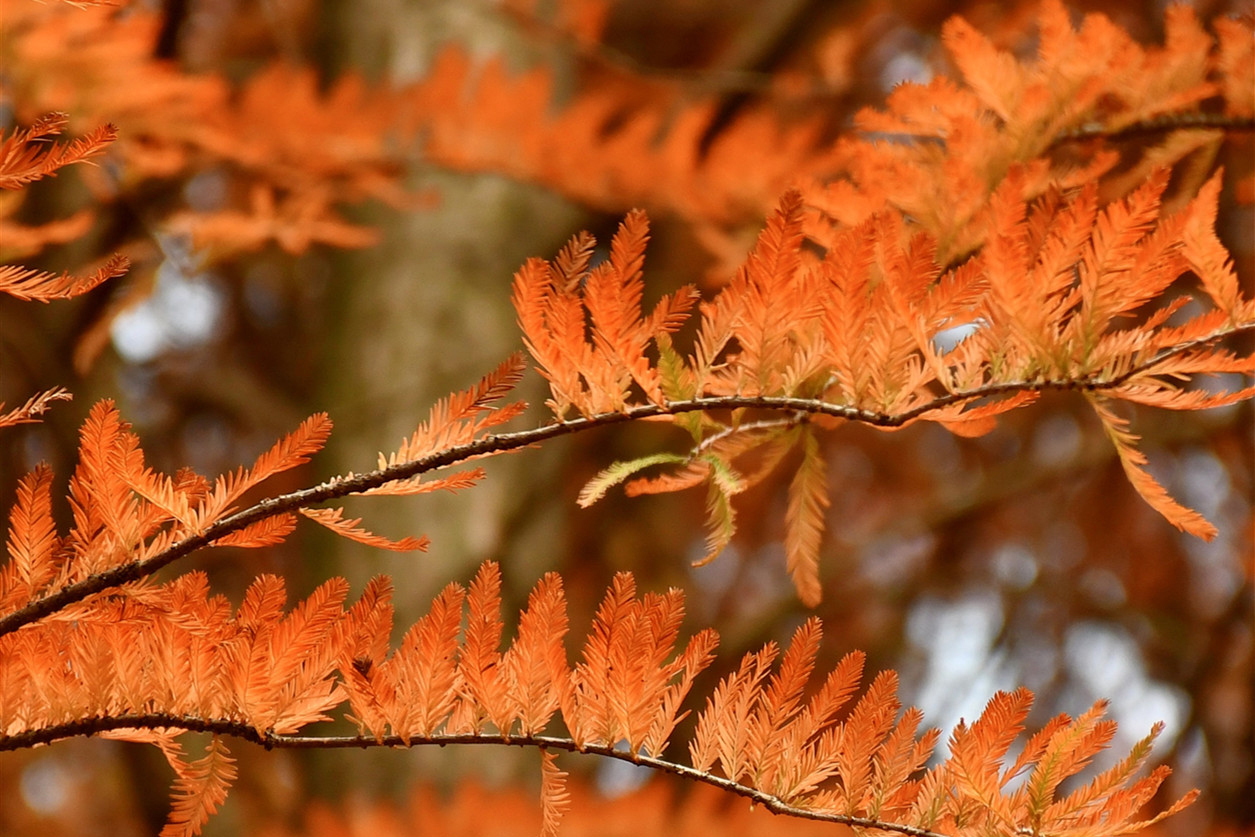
[308,0,589,800]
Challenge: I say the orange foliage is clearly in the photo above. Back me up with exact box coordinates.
[520,175,1253,596]
[2,0,414,256]
[400,0,1253,272]
[0,560,1198,837]
[0,113,127,301]
[258,778,849,837]
[1,0,1252,835]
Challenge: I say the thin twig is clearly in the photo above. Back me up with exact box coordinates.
[0,713,951,837]
[1050,114,1255,145]
[1,322,1250,637]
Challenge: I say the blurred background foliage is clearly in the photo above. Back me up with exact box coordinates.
[0,0,1250,835]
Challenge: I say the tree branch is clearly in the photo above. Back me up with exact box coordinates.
[1050,113,1255,146]
[0,712,951,837]
[1,321,1250,637]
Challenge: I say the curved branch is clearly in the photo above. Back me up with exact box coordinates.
[1050,113,1255,146]
[2,322,1250,637]
[0,713,950,837]
[864,115,1255,151]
